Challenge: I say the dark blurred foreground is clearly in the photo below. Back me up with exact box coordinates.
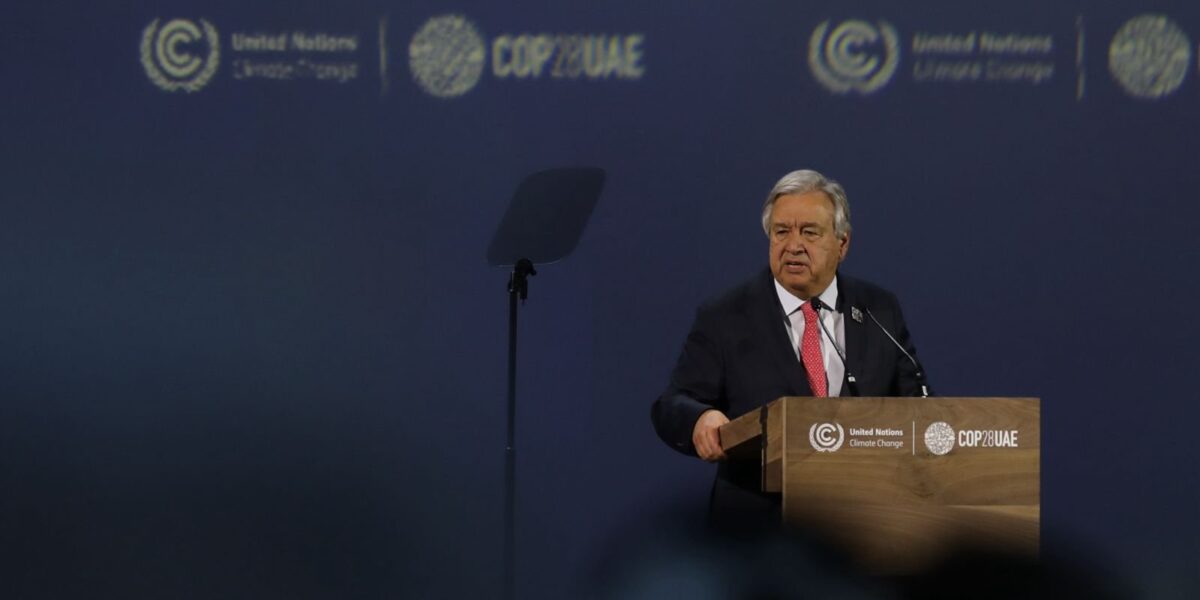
[583,500,1141,600]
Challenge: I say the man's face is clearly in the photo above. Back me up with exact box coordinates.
[768,191,850,299]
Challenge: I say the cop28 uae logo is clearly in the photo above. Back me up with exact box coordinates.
[1108,14,1192,99]
[141,18,220,93]
[808,422,845,452]
[409,14,486,98]
[809,19,900,95]
[923,421,955,456]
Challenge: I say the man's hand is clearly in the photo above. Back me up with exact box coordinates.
[692,409,730,462]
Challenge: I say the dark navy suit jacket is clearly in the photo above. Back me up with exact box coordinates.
[651,269,927,527]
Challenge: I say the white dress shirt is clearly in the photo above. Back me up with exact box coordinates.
[774,276,846,397]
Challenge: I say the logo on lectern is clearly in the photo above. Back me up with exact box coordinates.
[808,422,845,452]
[924,421,956,455]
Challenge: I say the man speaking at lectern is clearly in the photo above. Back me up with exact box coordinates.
[651,169,929,529]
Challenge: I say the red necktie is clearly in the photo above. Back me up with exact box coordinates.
[800,301,828,397]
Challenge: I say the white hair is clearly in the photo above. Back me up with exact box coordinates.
[760,169,852,239]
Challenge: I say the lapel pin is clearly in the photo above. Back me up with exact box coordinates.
[851,307,864,323]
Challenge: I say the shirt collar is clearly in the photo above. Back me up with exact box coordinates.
[774,275,839,316]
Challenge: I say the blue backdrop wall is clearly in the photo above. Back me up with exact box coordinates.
[2,1,1197,597]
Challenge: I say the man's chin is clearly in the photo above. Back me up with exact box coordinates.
[777,276,815,299]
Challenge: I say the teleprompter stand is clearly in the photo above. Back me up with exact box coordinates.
[486,167,605,600]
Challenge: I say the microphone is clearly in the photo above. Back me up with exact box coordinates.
[863,307,931,398]
[808,298,859,397]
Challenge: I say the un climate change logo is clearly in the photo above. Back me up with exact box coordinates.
[924,422,955,456]
[1109,14,1192,99]
[409,15,486,98]
[141,18,219,93]
[808,422,845,452]
[809,20,899,95]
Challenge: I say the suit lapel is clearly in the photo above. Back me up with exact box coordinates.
[750,270,813,396]
[838,276,868,394]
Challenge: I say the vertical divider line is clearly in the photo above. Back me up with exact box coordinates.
[1076,15,1086,101]
[379,16,389,97]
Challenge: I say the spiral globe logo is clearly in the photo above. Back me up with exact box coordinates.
[140,18,220,93]
[409,15,486,98]
[808,19,900,95]
[1108,14,1191,99]
[808,422,845,453]
[924,421,955,456]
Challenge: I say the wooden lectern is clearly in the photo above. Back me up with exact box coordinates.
[718,397,1040,574]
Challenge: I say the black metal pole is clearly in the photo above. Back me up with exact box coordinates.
[504,278,517,600]
[504,259,534,600]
